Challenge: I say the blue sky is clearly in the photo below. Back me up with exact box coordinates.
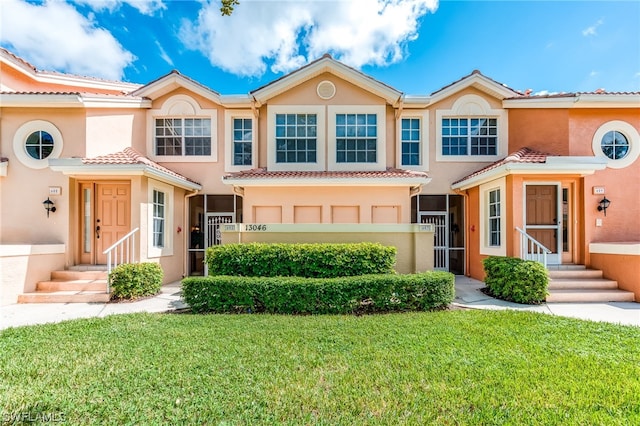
[2,1,639,96]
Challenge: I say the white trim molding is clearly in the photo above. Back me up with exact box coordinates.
[479,178,507,256]
[591,120,640,169]
[146,94,218,163]
[328,105,386,172]
[13,120,64,169]
[436,94,508,162]
[224,110,257,172]
[396,110,429,171]
[267,105,326,172]
[147,179,174,258]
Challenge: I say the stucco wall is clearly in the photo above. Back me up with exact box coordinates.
[590,243,640,302]
[0,244,65,305]
[220,224,435,274]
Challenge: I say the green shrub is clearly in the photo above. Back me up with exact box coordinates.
[110,262,163,300]
[205,242,397,278]
[182,271,454,315]
[483,256,548,304]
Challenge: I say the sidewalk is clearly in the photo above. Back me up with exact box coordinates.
[1,277,639,330]
[454,275,640,327]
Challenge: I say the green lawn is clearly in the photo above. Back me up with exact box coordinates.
[1,310,639,425]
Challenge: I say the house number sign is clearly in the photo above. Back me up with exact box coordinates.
[245,224,268,231]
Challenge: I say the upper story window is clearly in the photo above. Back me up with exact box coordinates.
[26,131,55,160]
[148,95,218,163]
[436,94,507,162]
[155,118,211,156]
[13,120,64,170]
[600,130,629,160]
[591,120,640,169]
[442,118,497,156]
[335,113,377,163]
[233,118,253,166]
[401,118,420,166]
[275,113,317,163]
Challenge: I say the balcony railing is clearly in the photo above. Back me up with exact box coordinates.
[103,227,139,293]
[516,227,551,268]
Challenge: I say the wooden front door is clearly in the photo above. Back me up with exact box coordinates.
[79,182,131,265]
[525,184,561,264]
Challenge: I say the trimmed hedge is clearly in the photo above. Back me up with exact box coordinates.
[205,242,397,278]
[182,272,455,315]
[110,262,163,300]
[483,256,548,304]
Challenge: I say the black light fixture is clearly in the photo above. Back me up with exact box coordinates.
[43,197,56,217]
[597,197,611,216]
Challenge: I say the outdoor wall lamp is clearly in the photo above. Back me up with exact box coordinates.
[597,197,611,216]
[43,197,56,218]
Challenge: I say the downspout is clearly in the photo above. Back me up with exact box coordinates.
[183,188,200,278]
[454,188,471,277]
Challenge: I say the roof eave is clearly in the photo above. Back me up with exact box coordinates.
[451,160,607,191]
[222,176,432,187]
[431,73,520,104]
[0,93,84,107]
[48,159,201,191]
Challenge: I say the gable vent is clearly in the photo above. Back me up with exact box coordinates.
[317,80,336,100]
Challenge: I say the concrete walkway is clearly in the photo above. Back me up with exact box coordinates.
[1,277,639,330]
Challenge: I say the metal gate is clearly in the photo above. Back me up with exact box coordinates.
[206,213,234,247]
[420,213,447,270]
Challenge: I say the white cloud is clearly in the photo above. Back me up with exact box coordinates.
[582,18,603,37]
[71,0,166,15]
[180,0,438,77]
[0,0,135,81]
[156,41,174,66]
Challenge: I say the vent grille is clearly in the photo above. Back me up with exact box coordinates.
[317,80,336,100]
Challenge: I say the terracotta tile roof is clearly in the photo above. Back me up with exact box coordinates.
[507,90,640,100]
[452,147,550,185]
[83,148,200,185]
[224,167,429,180]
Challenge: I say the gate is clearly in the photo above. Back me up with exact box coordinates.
[420,213,447,270]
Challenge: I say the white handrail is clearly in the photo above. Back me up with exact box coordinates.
[516,227,551,268]
[103,227,139,293]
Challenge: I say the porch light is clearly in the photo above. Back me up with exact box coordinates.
[597,197,610,216]
[43,197,56,218]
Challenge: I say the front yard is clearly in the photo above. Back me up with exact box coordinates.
[1,310,639,424]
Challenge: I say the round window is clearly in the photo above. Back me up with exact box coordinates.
[600,130,629,160]
[26,131,55,160]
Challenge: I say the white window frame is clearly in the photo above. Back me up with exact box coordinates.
[396,110,429,171]
[267,105,325,172]
[147,180,173,258]
[480,178,506,256]
[147,94,218,163]
[591,120,640,169]
[436,94,507,162]
[328,105,386,171]
[12,120,64,169]
[224,110,256,172]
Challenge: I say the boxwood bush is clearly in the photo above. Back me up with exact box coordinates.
[206,242,397,278]
[182,271,455,315]
[483,256,548,304]
[110,262,163,300]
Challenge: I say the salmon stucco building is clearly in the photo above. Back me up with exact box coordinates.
[1,48,638,305]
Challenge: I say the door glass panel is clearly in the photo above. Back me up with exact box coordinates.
[562,188,569,252]
[83,188,91,253]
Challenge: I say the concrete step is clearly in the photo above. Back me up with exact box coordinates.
[548,278,618,290]
[51,270,108,281]
[18,291,111,304]
[546,289,635,303]
[36,280,108,292]
[548,269,603,279]
[547,264,587,271]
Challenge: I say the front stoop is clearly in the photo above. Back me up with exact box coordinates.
[546,265,634,303]
[18,270,110,303]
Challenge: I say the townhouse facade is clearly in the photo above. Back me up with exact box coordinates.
[1,48,638,305]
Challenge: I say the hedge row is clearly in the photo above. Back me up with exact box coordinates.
[110,262,163,300]
[205,242,397,278]
[182,271,455,315]
[483,256,548,304]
